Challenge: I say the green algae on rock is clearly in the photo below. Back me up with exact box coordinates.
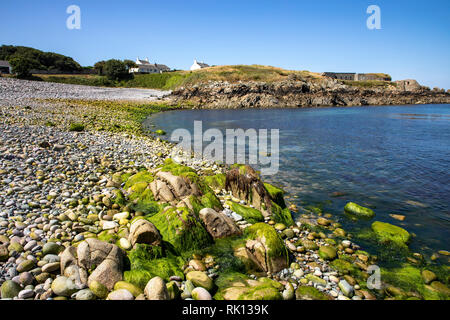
[344,202,375,218]
[214,272,283,300]
[243,223,289,273]
[295,285,331,300]
[371,221,410,246]
[264,183,286,208]
[148,206,212,253]
[226,201,264,224]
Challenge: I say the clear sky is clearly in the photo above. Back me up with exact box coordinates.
[1,0,449,88]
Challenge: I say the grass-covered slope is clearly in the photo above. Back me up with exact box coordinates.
[35,65,324,90]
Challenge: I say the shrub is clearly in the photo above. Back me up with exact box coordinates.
[104,59,132,81]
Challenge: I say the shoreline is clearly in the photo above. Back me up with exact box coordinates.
[0,79,449,301]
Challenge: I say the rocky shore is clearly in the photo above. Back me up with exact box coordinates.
[0,79,449,301]
[169,79,450,108]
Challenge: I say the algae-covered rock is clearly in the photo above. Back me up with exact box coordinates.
[226,201,264,224]
[89,280,109,299]
[318,246,337,260]
[421,270,437,285]
[264,183,286,208]
[270,201,294,226]
[344,202,375,218]
[430,281,450,296]
[148,206,212,252]
[381,264,445,300]
[214,273,283,300]
[1,280,21,299]
[113,281,143,297]
[295,286,331,300]
[186,271,214,291]
[166,281,181,300]
[242,223,289,273]
[371,221,410,246]
[202,174,226,190]
[124,243,184,289]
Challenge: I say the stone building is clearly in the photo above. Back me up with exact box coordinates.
[394,79,421,91]
[323,72,391,81]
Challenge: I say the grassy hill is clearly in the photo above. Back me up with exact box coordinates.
[36,65,324,90]
[0,45,82,72]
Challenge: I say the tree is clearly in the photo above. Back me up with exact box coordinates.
[94,60,106,75]
[0,45,81,72]
[103,59,131,81]
[123,59,137,71]
[9,56,40,78]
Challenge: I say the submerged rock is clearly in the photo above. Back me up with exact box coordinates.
[371,221,410,246]
[344,202,375,218]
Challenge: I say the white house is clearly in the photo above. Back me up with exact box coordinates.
[129,57,170,74]
[190,59,210,71]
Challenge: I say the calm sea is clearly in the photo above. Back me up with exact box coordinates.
[145,104,450,258]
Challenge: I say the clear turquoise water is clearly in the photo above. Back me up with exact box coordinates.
[146,104,450,259]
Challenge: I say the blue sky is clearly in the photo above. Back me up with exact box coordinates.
[1,0,449,88]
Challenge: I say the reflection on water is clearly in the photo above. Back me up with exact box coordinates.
[145,104,450,256]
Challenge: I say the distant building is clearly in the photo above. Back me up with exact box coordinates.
[323,72,391,81]
[394,79,421,91]
[190,59,210,71]
[129,57,170,74]
[0,60,11,74]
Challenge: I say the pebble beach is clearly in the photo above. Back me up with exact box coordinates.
[0,77,448,301]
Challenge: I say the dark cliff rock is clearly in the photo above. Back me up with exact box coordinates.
[168,79,450,109]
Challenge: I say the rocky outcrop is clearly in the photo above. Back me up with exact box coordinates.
[169,79,450,108]
[225,165,273,217]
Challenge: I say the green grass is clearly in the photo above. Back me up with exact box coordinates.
[34,65,323,90]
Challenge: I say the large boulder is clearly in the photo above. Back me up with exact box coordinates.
[78,239,123,290]
[199,208,241,239]
[225,165,273,217]
[128,219,161,247]
[239,223,288,274]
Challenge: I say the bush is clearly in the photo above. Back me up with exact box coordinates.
[103,59,132,81]
[9,56,40,78]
